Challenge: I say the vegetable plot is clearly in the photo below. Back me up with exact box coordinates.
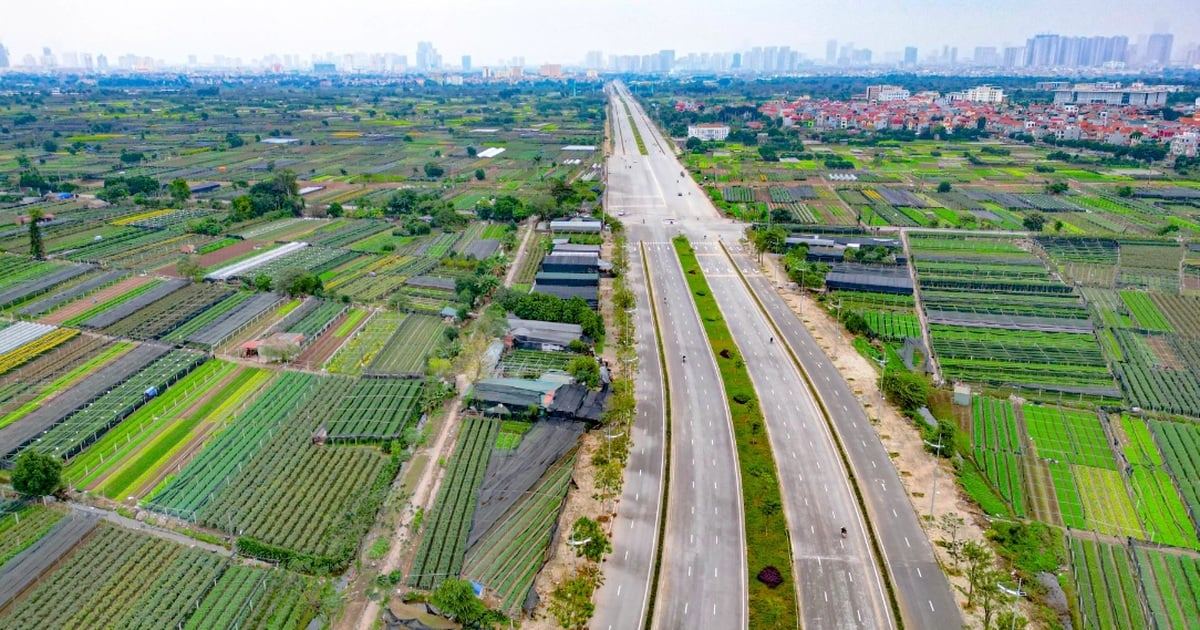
[409,415,499,589]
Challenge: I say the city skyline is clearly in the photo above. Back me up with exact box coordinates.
[0,0,1197,67]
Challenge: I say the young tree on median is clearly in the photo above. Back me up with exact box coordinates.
[569,517,612,562]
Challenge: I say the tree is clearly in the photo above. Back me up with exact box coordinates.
[168,178,191,204]
[474,168,485,181]
[961,539,993,606]
[568,356,600,389]
[176,255,204,282]
[225,132,245,148]
[42,139,58,153]
[423,162,445,178]
[1043,181,1068,195]
[253,273,273,292]
[28,208,45,260]
[274,267,322,296]
[548,178,576,207]
[569,517,612,562]
[549,565,601,630]
[938,513,966,568]
[976,567,1007,629]
[12,450,62,497]
[429,578,487,625]
[1116,185,1134,197]
[880,369,929,415]
[466,145,477,157]
[326,201,344,217]
[759,498,782,534]
[937,181,952,193]
[1022,212,1046,232]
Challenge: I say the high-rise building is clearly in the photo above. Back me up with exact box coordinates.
[416,41,441,72]
[903,46,918,66]
[825,40,837,65]
[1003,46,1025,68]
[1145,33,1173,66]
[0,42,8,69]
[659,49,675,73]
[585,50,603,69]
[96,54,108,70]
[461,55,471,71]
[973,47,999,66]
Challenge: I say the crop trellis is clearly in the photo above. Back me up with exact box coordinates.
[323,376,424,441]
[364,314,445,377]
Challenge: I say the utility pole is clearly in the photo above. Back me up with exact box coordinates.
[924,436,944,521]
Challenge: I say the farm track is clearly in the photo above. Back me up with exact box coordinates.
[39,275,154,325]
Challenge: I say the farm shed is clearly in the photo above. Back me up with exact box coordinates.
[540,252,600,274]
[469,378,561,413]
[506,317,584,350]
[549,217,602,233]
[533,272,599,288]
[551,243,601,255]
[825,266,914,295]
[531,284,598,308]
[547,384,610,426]
[805,246,845,263]
[188,182,221,194]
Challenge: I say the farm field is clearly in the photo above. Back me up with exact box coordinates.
[0,523,321,630]
[409,414,499,589]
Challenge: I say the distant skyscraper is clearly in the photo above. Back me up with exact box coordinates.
[585,50,603,69]
[0,42,9,69]
[826,40,837,65]
[949,47,958,65]
[461,55,471,71]
[1145,33,1173,66]
[416,41,441,72]
[96,54,108,70]
[904,46,918,66]
[659,49,675,73]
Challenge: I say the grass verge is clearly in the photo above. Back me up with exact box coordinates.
[673,236,798,629]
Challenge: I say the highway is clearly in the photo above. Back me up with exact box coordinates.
[598,80,961,629]
[594,83,747,630]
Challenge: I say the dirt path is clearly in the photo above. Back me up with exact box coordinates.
[504,219,537,288]
[40,275,155,325]
[340,399,464,630]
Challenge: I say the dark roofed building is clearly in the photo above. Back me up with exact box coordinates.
[507,316,585,349]
[825,264,914,294]
[469,378,561,412]
[534,271,599,287]
[548,383,610,426]
[552,243,602,254]
[541,253,600,274]
[532,284,598,307]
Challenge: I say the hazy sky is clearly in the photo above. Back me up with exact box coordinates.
[1,0,1197,65]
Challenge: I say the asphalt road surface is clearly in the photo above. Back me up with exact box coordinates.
[594,84,747,630]
[599,80,961,629]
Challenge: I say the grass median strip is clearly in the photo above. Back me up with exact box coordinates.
[673,236,798,629]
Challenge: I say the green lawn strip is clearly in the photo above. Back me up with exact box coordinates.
[673,237,797,629]
[62,280,161,327]
[0,341,133,431]
[66,360,236,490]
[103,367,272,501]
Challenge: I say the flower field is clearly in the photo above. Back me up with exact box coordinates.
[1134,546,1200,630]
[326,311,403,375]
[364,314,445,377]
[199,376,398,572]
[0,327,78,376]
[0,523,318,630]
[324,377,424,440]
[1068,535,1149,630]
[146,371,318,517]
[0,504,64,567]
[970,396,1026,517]
[409,414,499,589]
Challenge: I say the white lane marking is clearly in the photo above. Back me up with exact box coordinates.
[929,600,936,612]
[905,536,911,548]
[917,567,923,578]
